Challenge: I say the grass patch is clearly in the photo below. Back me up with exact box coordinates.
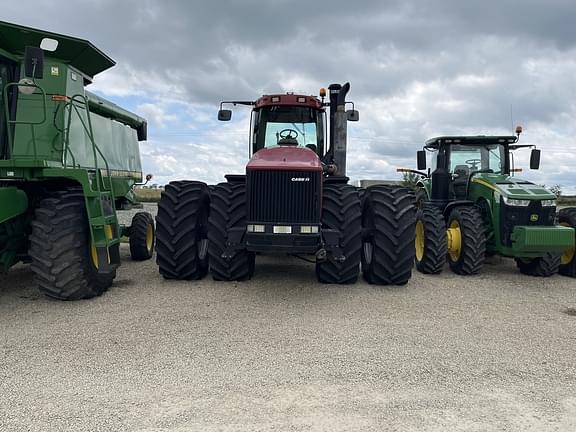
[558,196,576,206]
[135,188,162,203]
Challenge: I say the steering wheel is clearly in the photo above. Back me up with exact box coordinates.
[466,158,481,170]
[279,129,299,140]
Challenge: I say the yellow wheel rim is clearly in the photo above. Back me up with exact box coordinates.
[447,220,462,262]
[146,224,154,251]
[415,220,425,262]
[560,222,575,265]
[91,244,99,269]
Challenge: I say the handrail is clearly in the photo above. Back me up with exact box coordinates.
[63,94,115,215]
[3,82,47,160]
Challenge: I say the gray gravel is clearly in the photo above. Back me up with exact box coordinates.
[117,203,159,227]
[1,228,576,430]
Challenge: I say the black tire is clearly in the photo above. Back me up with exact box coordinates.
[446,206,486,275]
[357,187,366,207]
[156,181,210,280]
[361,186,416,285]
[316,183,362,284]
[129,212,155,261]
[559,207,576,277]
[515,254,560,277]
[29,187,116,300]
[415,188,427,209]
[415,205,447,274]
[208,182,255,281]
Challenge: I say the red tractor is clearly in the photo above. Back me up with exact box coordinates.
[156,83,415,285]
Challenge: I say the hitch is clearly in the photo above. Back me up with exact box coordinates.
[322,229,346,263]
[221,227,246,261]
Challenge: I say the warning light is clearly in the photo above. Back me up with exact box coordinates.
[319,87,326,98]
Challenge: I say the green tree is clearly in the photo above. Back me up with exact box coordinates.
[549,184,562,198]
[401,171,420,190]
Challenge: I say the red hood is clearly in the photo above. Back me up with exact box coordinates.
[247,146,322,172]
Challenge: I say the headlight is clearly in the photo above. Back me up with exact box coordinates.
[503,196,531,207]
[541,199,556,207]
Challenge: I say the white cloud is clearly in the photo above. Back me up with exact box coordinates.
[3,1,576,193]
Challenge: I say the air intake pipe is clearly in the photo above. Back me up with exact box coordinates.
[331,82,350,177]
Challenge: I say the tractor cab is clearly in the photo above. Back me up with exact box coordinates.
[420,135,519,201]
[250,94,326,156]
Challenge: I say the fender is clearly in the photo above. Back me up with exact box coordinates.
[443,200,475,218]
[0,187,28,225]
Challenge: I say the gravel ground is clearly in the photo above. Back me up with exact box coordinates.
[1,205,576,431]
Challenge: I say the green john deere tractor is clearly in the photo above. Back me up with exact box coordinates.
[0,21,155,300]
[405,131,576,277]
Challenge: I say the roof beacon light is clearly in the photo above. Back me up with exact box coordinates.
[319,87,326,98]
[515,125,523,137]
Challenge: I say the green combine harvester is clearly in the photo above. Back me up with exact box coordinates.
[0,21,155,300]
[404,129,576,277]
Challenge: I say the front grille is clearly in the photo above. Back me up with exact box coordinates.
[500,199,556,247]
[247,170,321,224]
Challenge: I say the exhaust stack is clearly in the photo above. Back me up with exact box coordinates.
[332,82,350,177]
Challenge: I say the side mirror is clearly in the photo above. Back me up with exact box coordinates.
[24,46,44,79]
[346,110,359,122]
[530,149,541,170]
[417,150,427,170]
[137,122,148,141]
[218,109,232,121]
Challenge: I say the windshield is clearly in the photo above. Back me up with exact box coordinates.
[253,106,324,153]
[449,144,506,174]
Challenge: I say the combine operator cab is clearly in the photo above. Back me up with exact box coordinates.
[404,130,576,278]
[156,83,417,285]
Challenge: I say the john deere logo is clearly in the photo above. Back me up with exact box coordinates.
[291,177,310,182]
[530,214,539,222]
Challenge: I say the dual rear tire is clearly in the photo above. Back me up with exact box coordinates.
[361,186,416,285]
[155,181,255,282]
[415,204,486,276]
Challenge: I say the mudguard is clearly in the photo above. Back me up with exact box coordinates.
[0,187,28,224]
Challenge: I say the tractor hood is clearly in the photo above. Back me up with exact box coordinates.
[247,146,322,172]
[471,173,556,200]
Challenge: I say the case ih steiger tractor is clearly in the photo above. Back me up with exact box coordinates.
[404,131,576,277]
[0,21,155,300]
[156,83,416,285]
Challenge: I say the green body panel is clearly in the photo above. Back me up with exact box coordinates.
[0,187,27,224]
[511,226,574,253]
[465,173,571,257]
[0,21,147,272]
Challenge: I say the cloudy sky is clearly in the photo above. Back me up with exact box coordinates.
[4,0,576,191]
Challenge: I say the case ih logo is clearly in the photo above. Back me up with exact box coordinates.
[291,177,310,182]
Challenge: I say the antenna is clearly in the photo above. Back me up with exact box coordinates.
[510,104,514,134]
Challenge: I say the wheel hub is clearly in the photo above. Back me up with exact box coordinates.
[198,238,209,261]
[91,244,99,269]
[446,220,462,262]
[363,242,373,265]
[560,222,575,265]
[146,224,154,252]
[415,220,425,262]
